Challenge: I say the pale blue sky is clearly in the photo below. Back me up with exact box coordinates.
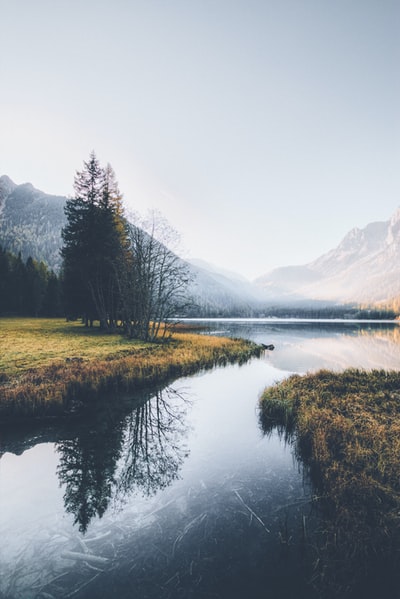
[1,0,399,279]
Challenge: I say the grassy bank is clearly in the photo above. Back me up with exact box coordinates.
[260,369,400,596]
[0,318,262,418]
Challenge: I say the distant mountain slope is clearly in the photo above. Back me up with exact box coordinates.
[186,259,264,315]
[0,175,262,314]
[255,208,400,304]
[0,175,66,271]
[3,173,399,309]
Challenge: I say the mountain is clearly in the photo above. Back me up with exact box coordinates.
[189,259,250,283]
[255,208,400,305]
[0,175,261,314]
[0,175,66,271]
[3,173,399,311]
[185,259,265,315]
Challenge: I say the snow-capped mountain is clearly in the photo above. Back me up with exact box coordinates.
[255,208,400,305]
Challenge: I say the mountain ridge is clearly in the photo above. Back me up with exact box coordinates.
[255,207,400,305]
[1,174,399,310]
[0,175,67,271]
[0,175,264,315]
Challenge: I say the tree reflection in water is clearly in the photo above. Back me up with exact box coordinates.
[56,386,190,533]
[56,409,125,533]
[116,387,190,503]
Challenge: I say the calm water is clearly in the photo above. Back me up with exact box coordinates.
[1,319,399,599]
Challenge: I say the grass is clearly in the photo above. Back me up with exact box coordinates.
[260,369,400,596]
[0,317,262,418]
[0,318,147,376]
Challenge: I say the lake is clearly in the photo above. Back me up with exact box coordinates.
[1,319,399,598]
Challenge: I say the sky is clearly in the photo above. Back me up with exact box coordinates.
[1,0,399,280]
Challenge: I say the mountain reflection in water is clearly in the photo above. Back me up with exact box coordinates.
[194,318,400,373]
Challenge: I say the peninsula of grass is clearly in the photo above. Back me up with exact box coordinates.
[260,369,400,595]
[0,318,262,419]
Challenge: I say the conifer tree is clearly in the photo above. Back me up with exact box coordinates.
[61,153,129,328]
[0,247,11,314]
[25,257,48,316]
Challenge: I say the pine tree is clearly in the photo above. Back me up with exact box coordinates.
[25,257,48,316]
[42,271,62,316]
[61,192,96,324]
[12,253,27,315]
[61,153,129,328]
[0,247,11,314]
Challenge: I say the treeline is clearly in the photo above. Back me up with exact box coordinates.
[0,247,62,317]
[256,305,397,320]
[185,302,397,320]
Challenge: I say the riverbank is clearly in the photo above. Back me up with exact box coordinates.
[260,369,400,596]
[0,318,262,418]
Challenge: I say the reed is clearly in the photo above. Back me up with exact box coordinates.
[261,369,400,504]
[0,318,261,418]
[260,369,400,595]
[261,369,400,597]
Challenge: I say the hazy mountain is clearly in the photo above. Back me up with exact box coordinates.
[255,208,400,305]
[3,174,399,310]
[185,258,265,315]
[0,175,66,271]
[189,258,250,283]
[0,175,261,314]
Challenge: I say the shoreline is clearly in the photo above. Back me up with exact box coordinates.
[0,318,262,419]
[259,369,400,595]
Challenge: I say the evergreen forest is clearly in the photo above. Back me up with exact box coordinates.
[0,247,62,317]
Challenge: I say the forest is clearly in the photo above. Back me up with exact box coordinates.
[0,247,62,317]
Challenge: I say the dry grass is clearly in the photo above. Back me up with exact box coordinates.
[0,318,146,376]
[0,318,261,418]
[260,369,400,596]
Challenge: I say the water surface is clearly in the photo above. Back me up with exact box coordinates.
[1,319,399,598]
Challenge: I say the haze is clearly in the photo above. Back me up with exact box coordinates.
[1,0,399,279]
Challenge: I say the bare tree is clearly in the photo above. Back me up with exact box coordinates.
[120,210,192,341]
